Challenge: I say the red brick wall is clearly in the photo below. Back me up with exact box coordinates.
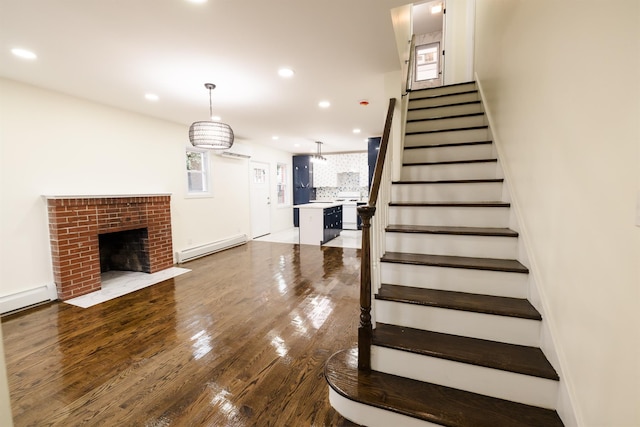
[47,195,173,300]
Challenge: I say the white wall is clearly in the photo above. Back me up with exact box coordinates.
[474,1,640,426]
[0,78,292,308]
[444,0,475,85]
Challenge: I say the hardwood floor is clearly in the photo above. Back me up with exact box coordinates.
[2,241,362,426]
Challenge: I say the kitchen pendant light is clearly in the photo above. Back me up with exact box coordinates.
[311,141,327,163]
[189,83,234,150]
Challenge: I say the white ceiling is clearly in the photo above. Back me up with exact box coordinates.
[0,0,415,155]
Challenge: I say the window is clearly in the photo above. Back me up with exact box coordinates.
[276,163,288,205]
[186,148,211,195]
[415,42,440,81]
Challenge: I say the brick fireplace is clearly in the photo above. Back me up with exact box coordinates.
[46,194,174,300]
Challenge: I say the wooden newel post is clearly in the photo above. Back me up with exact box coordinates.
[357,205,376,371]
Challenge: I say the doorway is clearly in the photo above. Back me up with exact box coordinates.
[411,0,445,89]
[250,161,271,239]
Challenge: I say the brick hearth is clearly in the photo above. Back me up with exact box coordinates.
[46,195,174,300]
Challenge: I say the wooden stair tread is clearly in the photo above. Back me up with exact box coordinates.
[376,284,541,320]
[381,252,529,273]
[393,178,503,184]
[404,140,492,150]
[409,89,478,101]
[390,201,510,207]
[409,81,476,93]
[403,158,497,166]
[407,112,485,123]
[325,349,564,427]
[373,323,559,380]
[408,100,481,112]
[406,125,488,135]
[385,224,518,237]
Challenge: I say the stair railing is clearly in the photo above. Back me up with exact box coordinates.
[358,97,397,370]
[404,34,416,94]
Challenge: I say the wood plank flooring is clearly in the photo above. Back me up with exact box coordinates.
[2,241,362,426]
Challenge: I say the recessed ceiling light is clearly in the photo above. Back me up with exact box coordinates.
[318,100,330,108]
[11,48,37,60]
[353,128,361,134]
[431,4,442,14]
[145,93,159,101]
[272,136,279,140]
[186,0,207,3]
[211,115,221,121]
[278,68,294,78]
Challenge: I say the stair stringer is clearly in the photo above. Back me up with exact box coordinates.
[476,75,579,427]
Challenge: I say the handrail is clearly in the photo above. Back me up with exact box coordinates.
[404,35,416,95]
[357,97,396,371]
[368,98,397,207]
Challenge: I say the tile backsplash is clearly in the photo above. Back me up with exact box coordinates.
[311,152,370,200]
[315,186,368,200]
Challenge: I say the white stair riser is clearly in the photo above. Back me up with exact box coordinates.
[372,346,558,409]
[407,102,483,120]
[391,182,503,202]
[385,233,518,259]
[405,115,486,133]
[380,262,528,298]
[389,205,510,228]
[400,162,498,181]
[405,128,490,146]
[329,388,439,427]
[409,92,479,109]
[410,82,477,99]
[403,143,493,163]
[374,299,540,347]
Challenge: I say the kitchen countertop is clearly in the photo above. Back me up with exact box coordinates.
[295,202,344,209]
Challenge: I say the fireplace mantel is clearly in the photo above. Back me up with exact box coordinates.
[45,194,174,300]
[44,193,171,200]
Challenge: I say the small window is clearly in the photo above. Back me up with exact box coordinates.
[415,42,440,81]
[186,148,211,195]
[276,163,288,205]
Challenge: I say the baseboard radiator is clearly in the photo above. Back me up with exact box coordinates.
[176,234,247,263]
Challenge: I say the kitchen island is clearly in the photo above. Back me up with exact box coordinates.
[295,202,343,245]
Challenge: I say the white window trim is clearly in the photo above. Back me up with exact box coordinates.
[185,147,214,199]
[276,162,290,207]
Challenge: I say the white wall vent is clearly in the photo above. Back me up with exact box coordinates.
[216,142,252,159]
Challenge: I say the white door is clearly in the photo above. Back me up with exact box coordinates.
[250,161,271,238]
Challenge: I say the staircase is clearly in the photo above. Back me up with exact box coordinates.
[325,82,564,426]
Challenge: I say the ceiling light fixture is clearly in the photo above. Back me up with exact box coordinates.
[145,93,159,101]
[189,83,234,150]
[278,68,294,78]
[353,128,361,134]
[431,3,442,14]
[11,48,37,60]
[311,141,327,163]
[318,100,330,109]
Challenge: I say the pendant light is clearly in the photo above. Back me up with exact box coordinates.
[189,83,234,150]
[311,141,327,163]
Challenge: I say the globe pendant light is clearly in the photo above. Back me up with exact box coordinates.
[189,83,234,150]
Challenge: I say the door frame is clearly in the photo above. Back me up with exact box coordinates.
[249,160,271,239]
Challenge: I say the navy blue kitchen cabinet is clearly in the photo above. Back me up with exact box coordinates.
[293,155,314,227]
[368,137,381,188]
[323,205,342,243]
